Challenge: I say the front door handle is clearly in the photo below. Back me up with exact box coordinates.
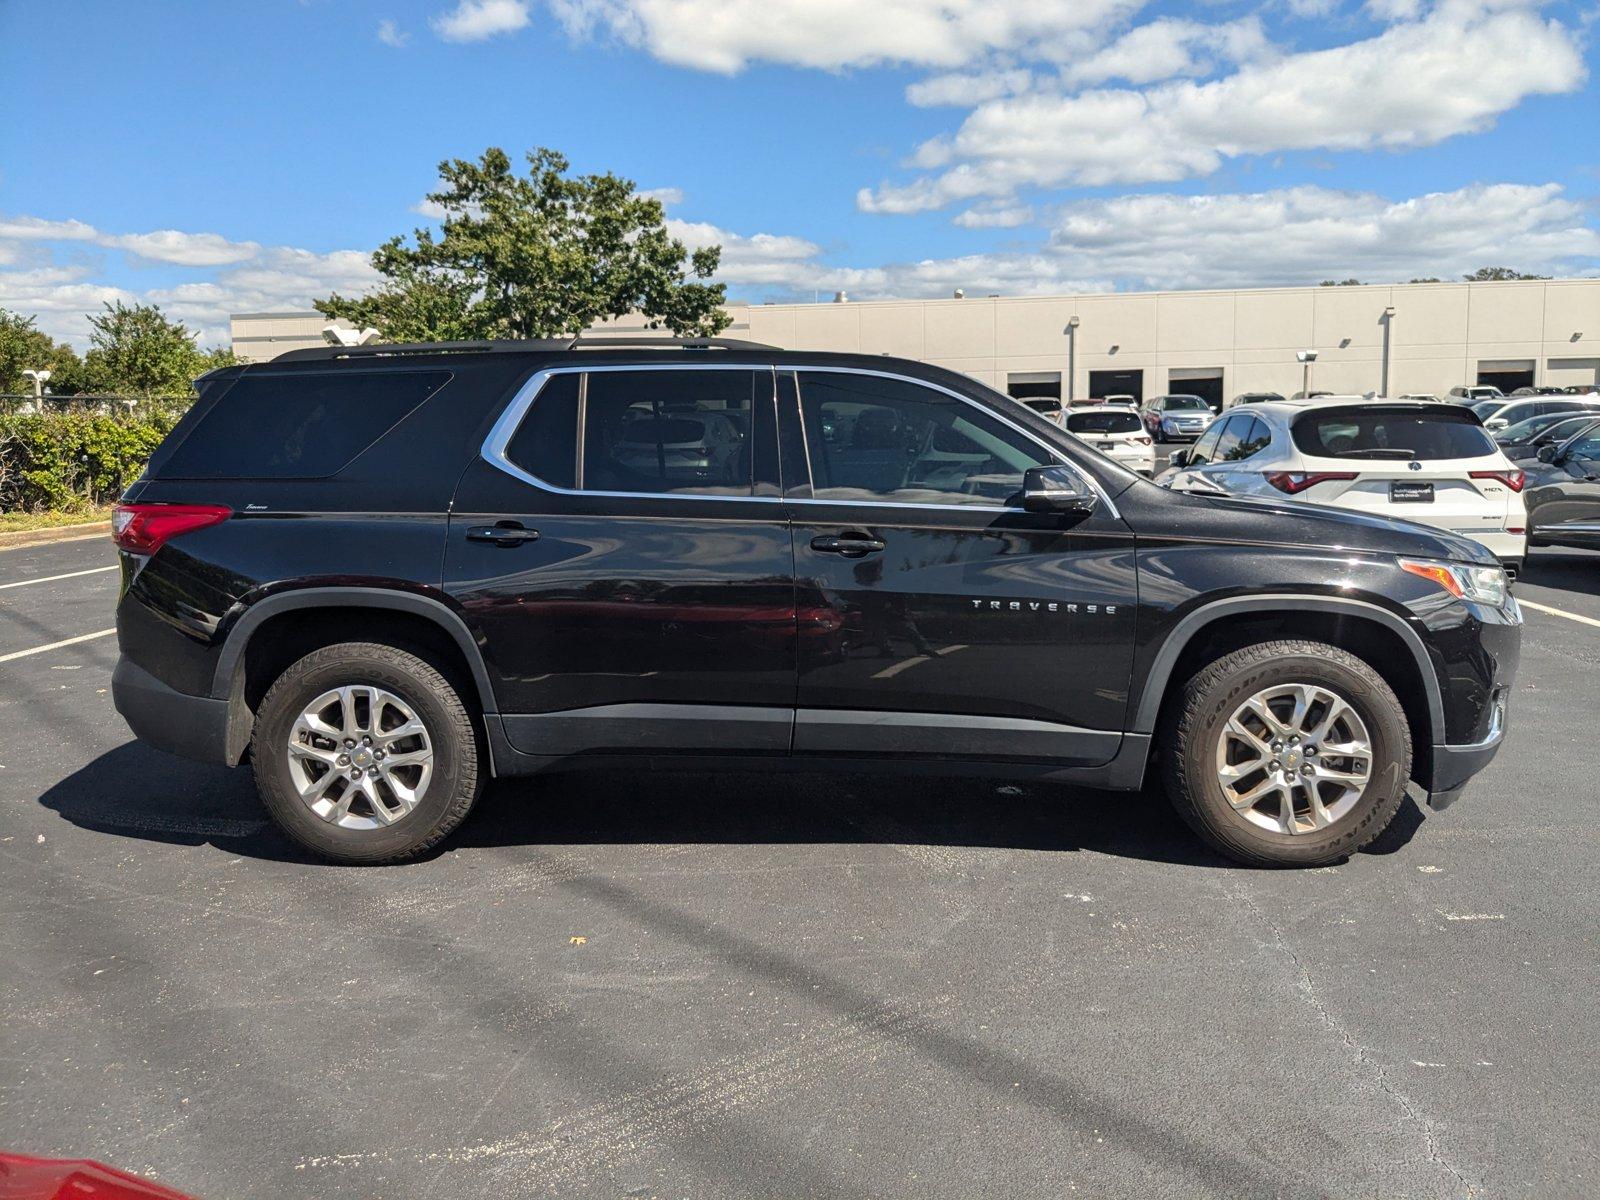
[466,523,540,546]
[810,534,886,556]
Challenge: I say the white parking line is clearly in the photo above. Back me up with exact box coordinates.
[0,564,118,591]
[0,628,116,664]
[1518,598,1600,630]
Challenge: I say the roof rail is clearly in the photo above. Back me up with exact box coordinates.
[271,334,778,363]
[569,335,780,351]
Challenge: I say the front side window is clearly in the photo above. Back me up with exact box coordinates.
[797,372,1051,505]
[1187,421,1226,468]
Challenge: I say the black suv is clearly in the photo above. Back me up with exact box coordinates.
[111,339,1520,867]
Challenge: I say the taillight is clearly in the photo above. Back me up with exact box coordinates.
[1263,471,1358,495]
[111,504,231,555]
[1469,468,1525,493]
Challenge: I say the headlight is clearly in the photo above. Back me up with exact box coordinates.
[1399,558,1508,606]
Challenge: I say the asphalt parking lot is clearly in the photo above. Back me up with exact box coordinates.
[1,533,1596,1199]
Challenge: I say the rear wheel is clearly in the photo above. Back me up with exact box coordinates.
[251,642,482,864]
[1163,639,1411,867]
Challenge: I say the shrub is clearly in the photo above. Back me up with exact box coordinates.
[0,409,180,513]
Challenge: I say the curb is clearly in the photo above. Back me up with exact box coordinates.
[0,521,112,551]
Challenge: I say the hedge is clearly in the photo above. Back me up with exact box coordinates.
[0,409,180,513]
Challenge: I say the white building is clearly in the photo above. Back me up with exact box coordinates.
[232,278,1600,405]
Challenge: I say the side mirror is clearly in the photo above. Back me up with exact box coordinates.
[1537,444,1559,464]
[1022,465,1098,514]
[1167,448,1190,469]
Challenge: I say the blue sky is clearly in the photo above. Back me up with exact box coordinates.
[2,0,1597,347]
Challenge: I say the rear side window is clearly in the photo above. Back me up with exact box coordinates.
[582,370,756,496]
[1292,409,1496,461]
[1067,410,1141,434]
[504,372,578,489]
[161,370,450,479]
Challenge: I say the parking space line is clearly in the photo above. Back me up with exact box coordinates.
[0,565,118,591]
[0,628,116,664]
[1518,598,1600,630]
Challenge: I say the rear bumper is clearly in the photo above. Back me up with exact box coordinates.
[112,656,235,765]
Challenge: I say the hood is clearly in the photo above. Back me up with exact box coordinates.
[1135,486,1500,566]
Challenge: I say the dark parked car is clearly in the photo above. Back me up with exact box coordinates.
[1512,418,1600,551]
[112,339,1520,868]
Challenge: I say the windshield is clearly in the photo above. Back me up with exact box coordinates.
[1470,399,1506,419]
[1163,396,1209,411]
[1068,410,1142,434]
[1496,413,1585,442]
[1292,408,1497,461]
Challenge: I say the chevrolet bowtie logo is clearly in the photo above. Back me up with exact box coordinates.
[970,599,1119,615]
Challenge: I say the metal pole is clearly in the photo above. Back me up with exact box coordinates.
[1381,307,1395,397]
[1066,317,1080,405]
[1302,361,1311,399]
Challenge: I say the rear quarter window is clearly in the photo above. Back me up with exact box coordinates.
[159,369,452,479]
[1291,409,1496,461]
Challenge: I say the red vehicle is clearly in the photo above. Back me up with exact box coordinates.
[0,1154,195,1200]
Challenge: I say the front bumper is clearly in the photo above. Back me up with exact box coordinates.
[1427,677,1511,808]
[113,656,235,765]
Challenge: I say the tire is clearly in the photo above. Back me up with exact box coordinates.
[1162,639,1411,868]
[251,642,483,864]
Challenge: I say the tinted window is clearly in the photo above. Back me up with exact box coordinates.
[1292,409,1497,461]
[797,372,1050,505]
[161,370,450,479]
[1163,396,1209,412]
[504,372,578,488]
[1210,416,1245,462]
[1231,417,1272,460]
[1067,410,1142,434]
[582,370,756,496]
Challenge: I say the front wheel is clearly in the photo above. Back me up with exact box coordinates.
[1162,640,1411,867]
[251,642,483,864]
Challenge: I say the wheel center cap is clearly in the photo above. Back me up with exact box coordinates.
[352,748,373,768]
[1284,750,1302,769]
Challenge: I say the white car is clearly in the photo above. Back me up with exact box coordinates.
[1156,399,1528,571]
[1013,396,1066,426]
[1476,396,1600,434]
[1064,405,1156,475]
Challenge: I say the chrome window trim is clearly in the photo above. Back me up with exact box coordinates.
[482,361,1119,519]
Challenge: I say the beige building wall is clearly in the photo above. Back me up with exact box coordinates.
[234,280,1600,397]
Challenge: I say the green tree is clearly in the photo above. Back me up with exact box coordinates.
[78,301,229,398]
[0,309,84,394]
[1318,279,1366,287]
[1407,277,1443,284]
[1463,266,1550,281]
[316,147,731,341]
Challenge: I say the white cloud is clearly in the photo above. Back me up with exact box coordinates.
[639,186,685,206]
[0,222,375,349]
[377,18,412,47]
[906,69,1033,108]
[861,6,1586,208]
[1059,17,1268,87]
[953,204,1035,229]
[1045,183,1600,290]
[547,0,1144,74]
[431,0,531,43]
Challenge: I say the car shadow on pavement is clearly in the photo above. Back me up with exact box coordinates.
[1520,549,1600,598]
[40,740,1426,870]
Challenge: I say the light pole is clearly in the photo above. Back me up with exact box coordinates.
[20,368,51,405]
[1296,350,1317,399]
[1380,306,1395,397]
[1065,315,1080,404]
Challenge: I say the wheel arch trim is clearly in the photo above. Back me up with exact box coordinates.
[1130,594,1445,744]
[210,587,498,717]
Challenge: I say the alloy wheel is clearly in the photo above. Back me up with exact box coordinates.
[1214,682,1373,835]
[286,685,434,830]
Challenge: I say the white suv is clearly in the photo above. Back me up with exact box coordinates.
[1064,405,1156,475]
[1156,400,1528,572]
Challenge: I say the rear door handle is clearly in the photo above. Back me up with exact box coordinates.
[466,523,540,546]
[810,535,886,556]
